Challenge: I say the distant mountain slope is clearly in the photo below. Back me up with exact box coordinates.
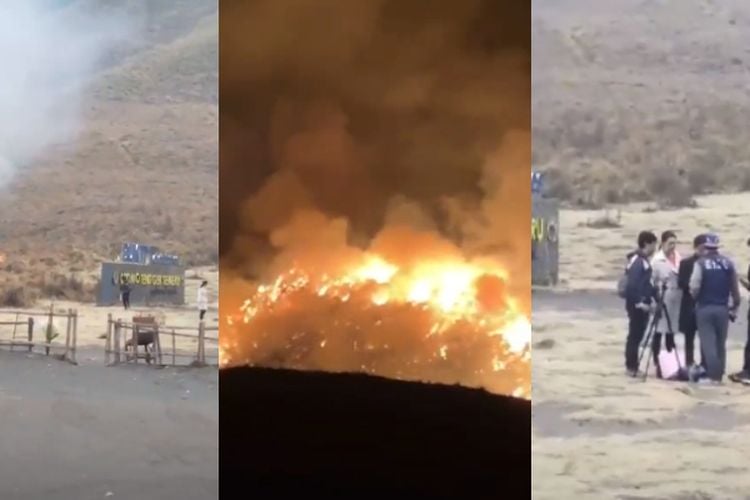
[533,0,750,207]
[0,0,217,305]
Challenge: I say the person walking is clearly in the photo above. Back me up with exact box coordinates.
[678,234,706,369]
[624,231,658,377]
[197,280,209,321]
[651,230,682,378]
[689,233,741,384]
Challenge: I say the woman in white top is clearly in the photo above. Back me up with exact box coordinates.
[197,280,209,321]
[650,230,682,377]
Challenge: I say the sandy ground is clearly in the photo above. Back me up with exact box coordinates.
[0,267,219,499]
[0,351,217,500]
[532,194,750,499]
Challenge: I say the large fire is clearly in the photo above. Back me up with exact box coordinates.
[221,253,530,399]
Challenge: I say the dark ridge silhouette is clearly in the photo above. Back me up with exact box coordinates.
[220,366,530,499]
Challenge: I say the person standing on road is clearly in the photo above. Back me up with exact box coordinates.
[678,234,706,369]
[624,231,658,377]
[729,238,750,385]
[197,280,209,321]
[651,230,682,378]
[689,233,741,384]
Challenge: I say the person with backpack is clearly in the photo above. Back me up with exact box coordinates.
[678,234,706,370]
[623,231,658,377]
[689,233,741,384]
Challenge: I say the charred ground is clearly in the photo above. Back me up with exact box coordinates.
[220,366,530,499]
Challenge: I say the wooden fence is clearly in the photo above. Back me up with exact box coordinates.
[0,306,78,364]
[104,314,218,367]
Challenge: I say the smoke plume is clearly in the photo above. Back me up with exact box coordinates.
[221,0,530,277]
[220,0,531,394]
[0,0,134,187]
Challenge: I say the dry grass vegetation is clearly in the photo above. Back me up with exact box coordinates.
[534,0,750,208]
[0,1,217,306]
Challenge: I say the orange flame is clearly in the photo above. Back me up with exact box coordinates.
[222,254,530,398]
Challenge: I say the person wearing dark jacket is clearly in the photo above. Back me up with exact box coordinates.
[624,231,658,376]
[689,233,741,384]
[678,234,706,368]
[120,276,131,310]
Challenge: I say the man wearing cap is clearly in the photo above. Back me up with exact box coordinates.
[689,233,741,384]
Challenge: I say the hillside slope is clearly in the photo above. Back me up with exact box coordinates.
[533,0,750,207]
[0,0,217,305]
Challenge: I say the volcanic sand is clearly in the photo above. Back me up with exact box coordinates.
[532,193,750,499]
[0,351,217,500]
[0,267,219,499]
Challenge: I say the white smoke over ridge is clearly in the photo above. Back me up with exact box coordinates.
[0,1,135,187]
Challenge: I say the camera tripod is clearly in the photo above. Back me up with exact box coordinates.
[636,284,683,382]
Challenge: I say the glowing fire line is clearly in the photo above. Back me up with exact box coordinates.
[222,256,530,399]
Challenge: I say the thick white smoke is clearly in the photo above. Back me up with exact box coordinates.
[0,1,133,187]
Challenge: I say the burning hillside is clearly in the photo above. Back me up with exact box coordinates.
[221,212,530,398]
[220,0,530,398]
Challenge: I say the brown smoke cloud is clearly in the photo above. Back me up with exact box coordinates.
[220,0,530,282]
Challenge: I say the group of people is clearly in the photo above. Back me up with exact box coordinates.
[623,230,750,385]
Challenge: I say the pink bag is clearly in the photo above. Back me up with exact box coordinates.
[658,350,684,379]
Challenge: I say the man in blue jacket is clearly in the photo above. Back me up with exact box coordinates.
[689,233,741,384]
[624,231,658,377]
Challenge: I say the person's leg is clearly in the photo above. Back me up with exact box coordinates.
[626,308,649,373]
[651,331,663,378]
[200,309,206,321]
[684,327,696,366]
[696,307,720,381]
[714,307,729,382]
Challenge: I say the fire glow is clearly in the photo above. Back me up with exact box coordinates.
[221,254,530,399]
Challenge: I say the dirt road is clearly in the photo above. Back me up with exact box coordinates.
[0,352,217,500]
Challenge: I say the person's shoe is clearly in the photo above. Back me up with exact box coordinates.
[729,371,750,385]
[688,364,703,383]
[697,378,722,386]
[626,369,641,378]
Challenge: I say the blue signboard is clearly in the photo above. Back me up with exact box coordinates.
[120,243,180,266]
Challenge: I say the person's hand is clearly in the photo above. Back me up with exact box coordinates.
[730,310,738,322]
[635,302,650,312]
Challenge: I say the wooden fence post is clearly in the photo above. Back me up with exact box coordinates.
[71,309,78,364]
[114,320,121,364]
[105,314,112,365]
[197,321,206,365]
[64,308,72,360]
[27,317,33,353]
[10,312,18,352]
[45,305,54,356]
